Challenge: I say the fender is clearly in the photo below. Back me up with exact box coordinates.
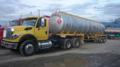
[18,34,39,52]
[19,34,37,43]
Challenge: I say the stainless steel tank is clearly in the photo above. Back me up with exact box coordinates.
[49,11,105,34]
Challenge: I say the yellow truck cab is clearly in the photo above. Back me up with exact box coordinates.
[2,17,52,55]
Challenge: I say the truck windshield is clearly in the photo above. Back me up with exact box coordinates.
[9,20,19,26]
[22,19,36,27]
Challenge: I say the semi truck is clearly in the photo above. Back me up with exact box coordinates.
[1,11,106,56]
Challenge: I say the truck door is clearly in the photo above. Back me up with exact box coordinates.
[35,17,49,40]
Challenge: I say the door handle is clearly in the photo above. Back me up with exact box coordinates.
[38,27,41,30]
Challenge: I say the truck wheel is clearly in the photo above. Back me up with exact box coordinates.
[80,39,84,45]
[95,38,100,43]
[72,38,80,48]
[101,38,106,43]
[99,38,104,43]
[61,39,72,49]
[103,38,107,43]
[19,40,35,56]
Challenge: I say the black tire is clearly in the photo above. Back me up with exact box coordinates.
[99,38,104,43]
[61,39,72,49]
[0,46,5,49]
[72,38,80,48]
[98,38,101,43]
[101,38,107,43]
[19,40,35,56]
[103,38,107,43]
[95,38,100,43]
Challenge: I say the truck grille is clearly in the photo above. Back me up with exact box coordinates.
[5,28,12,38]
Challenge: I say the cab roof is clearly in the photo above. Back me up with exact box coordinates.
[22,16,39,20]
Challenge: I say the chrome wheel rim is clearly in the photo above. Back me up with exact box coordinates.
[75,41,80,47]
[25,44,34,54]
[67,42,71,48]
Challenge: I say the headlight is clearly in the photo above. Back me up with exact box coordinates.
[11,28,15,32]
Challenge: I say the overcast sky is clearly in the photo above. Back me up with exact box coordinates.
[0,0,120,24]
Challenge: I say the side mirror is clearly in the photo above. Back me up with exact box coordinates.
[41,18,46,27]
[36,18,46,29]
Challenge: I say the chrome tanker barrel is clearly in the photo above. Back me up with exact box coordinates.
[49,11,105,34]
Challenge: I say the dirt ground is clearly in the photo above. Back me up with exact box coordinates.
[0,40,120,67]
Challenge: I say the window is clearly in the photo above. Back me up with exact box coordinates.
[38,18,46,27]
[41,18,46,27]
[22,20,36,27]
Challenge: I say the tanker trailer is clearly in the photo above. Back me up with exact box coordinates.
[49,11,107,43]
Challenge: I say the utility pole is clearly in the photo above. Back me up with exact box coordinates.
[38,9,40,17]
[30,12,32,16]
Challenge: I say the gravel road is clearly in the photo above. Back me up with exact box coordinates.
[0,40,120,67]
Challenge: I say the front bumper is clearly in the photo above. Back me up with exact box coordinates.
[1,40,18,49]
